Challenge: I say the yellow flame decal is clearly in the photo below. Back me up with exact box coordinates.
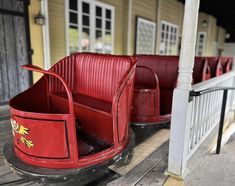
[20,136,34,148]
[18,125,29,135]
[11,119,34,148]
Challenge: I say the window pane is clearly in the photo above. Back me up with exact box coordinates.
[82,15,89,26]
[106,9,111,19]
[70,12,78,24]
[96,30,102,38]
[69,26,79,53]
[68,2,113,53]
[69,0,77,10]
[106,20,111,30]
[82,2,89,14]
[82,28,90,51]
[104,32,112,54]
[96,18,102,28]
[96,6,102,17]
[95,30,103,53]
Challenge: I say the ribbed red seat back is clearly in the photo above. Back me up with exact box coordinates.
[220,57,233,73]
[49,55,76,94]
[206,57,221,77]
[136,55,179,89]
[193,57,207,83]
[135,67,156,88]
[49,53,133,102]
[135,55,179,115]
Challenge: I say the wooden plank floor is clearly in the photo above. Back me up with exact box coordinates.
[108,141,169,186]
[110,129,169,175]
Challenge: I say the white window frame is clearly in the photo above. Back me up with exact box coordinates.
[196,32,207,56]
[136,17,156,54]
[159,20,179,55]
[65,0,115,54]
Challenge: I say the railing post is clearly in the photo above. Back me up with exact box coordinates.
[230,76,235,110]
[216,90,228,154]
[167,0,200,178]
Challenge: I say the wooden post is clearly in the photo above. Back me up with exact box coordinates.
[167,0,200,178]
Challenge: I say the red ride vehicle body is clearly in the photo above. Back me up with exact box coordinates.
[131,55,211,126]
[220,57,233,73]
[206,57,223,77]
[193,57,211,84]
[7,53,136,170]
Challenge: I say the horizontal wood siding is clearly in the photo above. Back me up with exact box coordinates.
[48,0,66,65]
[206,16,217,56]
[131,0,157,54]
[98,0,125,55]
[160,0,183,26]
[156,0,184,54]
[198,13,221,56]
[217,26,226,50]
[198,12,209,33]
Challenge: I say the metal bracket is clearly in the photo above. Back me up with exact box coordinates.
[188,90,200,102]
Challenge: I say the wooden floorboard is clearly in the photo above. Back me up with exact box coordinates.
[108,141,169,186]
[109,129,170,175]
[136,155,168,186]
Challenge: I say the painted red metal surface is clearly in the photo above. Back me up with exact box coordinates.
[220,57,233,73]
[9,53,136,169]
[206,57,223,77]
[131,55,211,125]
[193,57,211,84]
[131,66,161,124]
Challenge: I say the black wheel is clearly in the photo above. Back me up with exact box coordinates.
[116,149,134,166]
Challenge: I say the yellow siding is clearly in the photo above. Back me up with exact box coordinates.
[178,2,184,35]
[197,12,209,33]
[98,0,125,55]
[48,0,66,65]
[160,0,184,27]
[206,16,217,56]
[29,0,44,82]
[156,0,184,54]
[217,27,226,50]
[130,0,158,54]
[198,13,220,56]
[122,0,129,54]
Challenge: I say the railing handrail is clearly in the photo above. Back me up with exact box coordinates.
[192,71,235,91]
[190,86,235,97]
[189,84,235,155]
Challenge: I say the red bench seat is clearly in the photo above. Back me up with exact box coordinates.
[131,55,211,125]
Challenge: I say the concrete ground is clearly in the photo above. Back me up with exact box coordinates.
[185,132,235,186]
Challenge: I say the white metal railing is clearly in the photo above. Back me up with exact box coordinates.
[187,72,235,158]
[167,71,235,178]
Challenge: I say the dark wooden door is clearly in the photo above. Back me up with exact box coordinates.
[0,0,31,105]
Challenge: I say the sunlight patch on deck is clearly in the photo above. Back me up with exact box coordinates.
[109,129,170,175]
